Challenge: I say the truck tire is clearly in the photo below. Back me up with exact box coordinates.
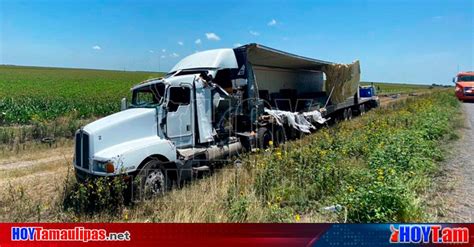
[133,159,172,201]
[343,109,349,121]
[359,104,366,115]
[347,108,353,120]
[273,125,287,147]
[257,127,272,149]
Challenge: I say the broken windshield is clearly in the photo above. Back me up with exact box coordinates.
[131,83,166,107]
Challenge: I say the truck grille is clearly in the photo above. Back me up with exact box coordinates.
[464,87,474,96]
[75,130,90,169]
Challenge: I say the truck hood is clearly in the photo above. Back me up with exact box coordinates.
[83,108,158,154]
[457,81,474,87]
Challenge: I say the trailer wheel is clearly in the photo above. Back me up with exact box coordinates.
[133,159,172,201]
[347,108,353,120]
[273,125,287,147]
[257,127,273,149]
[343,109,349,121]
[359,104,366,115]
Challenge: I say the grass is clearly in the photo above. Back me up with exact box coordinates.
[0,90,461,223]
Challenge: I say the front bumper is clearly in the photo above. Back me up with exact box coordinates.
[455,92,474,101]
[74,168,131,184]
[75,168,101,183]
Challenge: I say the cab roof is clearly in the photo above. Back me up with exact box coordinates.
[169,49,238,73]
[458,71,474,76]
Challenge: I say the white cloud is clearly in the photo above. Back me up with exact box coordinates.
[160,55,166,58]
[282,37,289,41]
[233,43,242,47]
[162,49,166,53]
[92,45,101,50]
[268,19,277,26]
[195,50,200,53]
[178,41,184,46]
[249,30,260,36]
[195,38,202,45]
[205,32,220,41]
[149,50,154,53]
[171,52,180,58]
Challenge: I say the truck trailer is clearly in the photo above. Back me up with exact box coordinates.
[74,43,379,199]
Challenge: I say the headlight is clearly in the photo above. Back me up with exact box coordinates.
[94,160,115,173]
[455,86,462,92]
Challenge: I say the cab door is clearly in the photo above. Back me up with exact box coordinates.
[166,84,193,148]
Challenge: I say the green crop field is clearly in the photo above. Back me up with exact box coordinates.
[361,81,448,94]
[0,65,163,148]
[0,65,163,125]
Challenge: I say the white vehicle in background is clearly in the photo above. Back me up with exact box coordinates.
[74,43,378,198]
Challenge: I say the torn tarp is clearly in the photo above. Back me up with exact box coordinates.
[322,60,360,104]
[264,108,326,133]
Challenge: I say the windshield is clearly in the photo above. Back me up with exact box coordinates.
[459,75,474,82]
[131,83,165,107]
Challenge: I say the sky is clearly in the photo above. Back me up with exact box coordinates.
[1,0,473,84]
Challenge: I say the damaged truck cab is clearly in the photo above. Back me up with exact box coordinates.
[74,43,378,198]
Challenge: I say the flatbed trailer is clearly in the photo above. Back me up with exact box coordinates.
[322,92,379,119]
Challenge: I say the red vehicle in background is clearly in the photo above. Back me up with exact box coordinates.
[454,71,474,101]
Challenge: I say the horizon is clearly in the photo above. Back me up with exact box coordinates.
[1,63,451,86]
[1,0,473,85]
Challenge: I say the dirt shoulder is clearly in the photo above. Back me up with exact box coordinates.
[430,102,473,222]
[0,145,73,197]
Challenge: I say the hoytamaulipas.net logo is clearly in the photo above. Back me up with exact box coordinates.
[11,226,131,242]
[390,224,469,244]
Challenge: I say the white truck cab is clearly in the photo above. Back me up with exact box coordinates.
[75,48,247,198]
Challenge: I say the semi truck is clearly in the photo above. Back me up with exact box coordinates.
[74,43,379,199]
[454,71,474,101]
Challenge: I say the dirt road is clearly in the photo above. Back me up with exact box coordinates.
[436,102,474,222]
[0,145,72,198]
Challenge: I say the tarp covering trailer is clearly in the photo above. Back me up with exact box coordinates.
[74,43,379,198]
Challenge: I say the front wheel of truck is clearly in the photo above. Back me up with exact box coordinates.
[132,159,172,202]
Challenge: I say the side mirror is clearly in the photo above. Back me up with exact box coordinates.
[120,98,128,111]
[452,77,456,83]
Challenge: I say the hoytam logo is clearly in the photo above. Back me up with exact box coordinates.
[11,227,131,242]
[390,224,469,244]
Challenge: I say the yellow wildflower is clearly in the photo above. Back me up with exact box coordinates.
[348,186,355,193]
[276,151,282,160]
[377,169,384,176]
[295,214,301,222]
[123,212,128,221]
[389,168,395,175]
